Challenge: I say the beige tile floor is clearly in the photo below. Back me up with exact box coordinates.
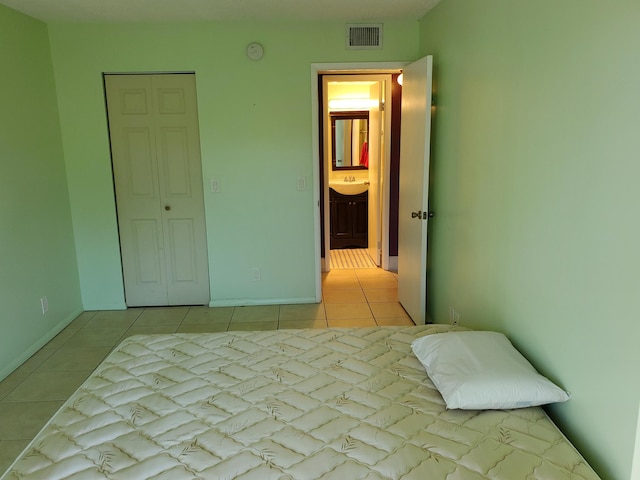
[0,267,412,474]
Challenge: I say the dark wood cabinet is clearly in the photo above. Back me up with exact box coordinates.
[330,188,368,249]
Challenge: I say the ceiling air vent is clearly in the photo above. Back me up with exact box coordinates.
[346,24,383,50]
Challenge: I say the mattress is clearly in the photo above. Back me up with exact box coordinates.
[2,325,601,479]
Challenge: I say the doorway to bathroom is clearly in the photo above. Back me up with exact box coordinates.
[312,57,434,324]
[317,71,402,274]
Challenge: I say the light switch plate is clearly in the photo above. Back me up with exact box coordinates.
[210,178,220,193]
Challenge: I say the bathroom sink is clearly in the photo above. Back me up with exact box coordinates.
[329,180,369,195]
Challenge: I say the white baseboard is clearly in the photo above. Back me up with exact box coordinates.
[82,302,127,311]
[388,256,398,272]
[210,297,318,308]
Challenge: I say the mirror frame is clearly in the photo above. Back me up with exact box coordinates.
[330,110,369,171]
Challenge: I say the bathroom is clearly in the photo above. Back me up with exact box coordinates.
[321,73,399,272]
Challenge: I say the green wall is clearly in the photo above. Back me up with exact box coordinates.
[419,1,640,479]
[6,3,633,476]
[0,6,82,379]
[47,21,418,309]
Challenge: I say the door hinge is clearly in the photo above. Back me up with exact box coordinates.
[411,210,434,220]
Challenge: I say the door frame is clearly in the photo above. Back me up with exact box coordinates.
[310,62,406,301]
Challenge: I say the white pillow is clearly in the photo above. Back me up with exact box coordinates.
[411,331,570,410]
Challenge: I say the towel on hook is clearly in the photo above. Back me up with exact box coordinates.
[360,141,369,167]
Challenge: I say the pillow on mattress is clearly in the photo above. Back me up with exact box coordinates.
[411,331,570,410]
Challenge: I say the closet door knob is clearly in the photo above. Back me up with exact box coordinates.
[164,205,171,211]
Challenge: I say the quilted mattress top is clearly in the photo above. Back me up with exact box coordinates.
[2,325,600,479]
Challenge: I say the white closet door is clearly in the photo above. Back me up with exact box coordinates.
[106,74,209,307]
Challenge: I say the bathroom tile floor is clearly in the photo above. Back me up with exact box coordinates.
[0,267,412,474]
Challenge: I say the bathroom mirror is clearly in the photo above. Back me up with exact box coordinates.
[331,111,369,170]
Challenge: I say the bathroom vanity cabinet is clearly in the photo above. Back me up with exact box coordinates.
[329,188,368,249]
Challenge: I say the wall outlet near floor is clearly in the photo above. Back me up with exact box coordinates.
[40,296,49,315]
[449,306,459,325]
[251,268,261,282]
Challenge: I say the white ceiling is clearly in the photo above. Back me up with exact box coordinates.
[0,0,441,23]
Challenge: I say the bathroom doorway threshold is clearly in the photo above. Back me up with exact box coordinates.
[330,249,377,269]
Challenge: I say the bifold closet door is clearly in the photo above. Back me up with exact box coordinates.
[105,74,210,307]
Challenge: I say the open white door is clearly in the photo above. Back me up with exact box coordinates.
[397,56,433,324]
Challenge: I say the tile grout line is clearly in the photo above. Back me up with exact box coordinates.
[176,305,193,331]
[356,270,379,325]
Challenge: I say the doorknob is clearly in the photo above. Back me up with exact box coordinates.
[411,211,422,219]
[164,205,171,211]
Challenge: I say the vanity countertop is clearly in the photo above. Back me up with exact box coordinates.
[329,180,369,195]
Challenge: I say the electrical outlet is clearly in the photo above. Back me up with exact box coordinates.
[296,176,307,191]
[210,178,221,193]
[449,306,459,325]
[251,268,261,282]
[40,296,48,315]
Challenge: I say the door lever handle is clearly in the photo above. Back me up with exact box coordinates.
[411,211,422,219]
